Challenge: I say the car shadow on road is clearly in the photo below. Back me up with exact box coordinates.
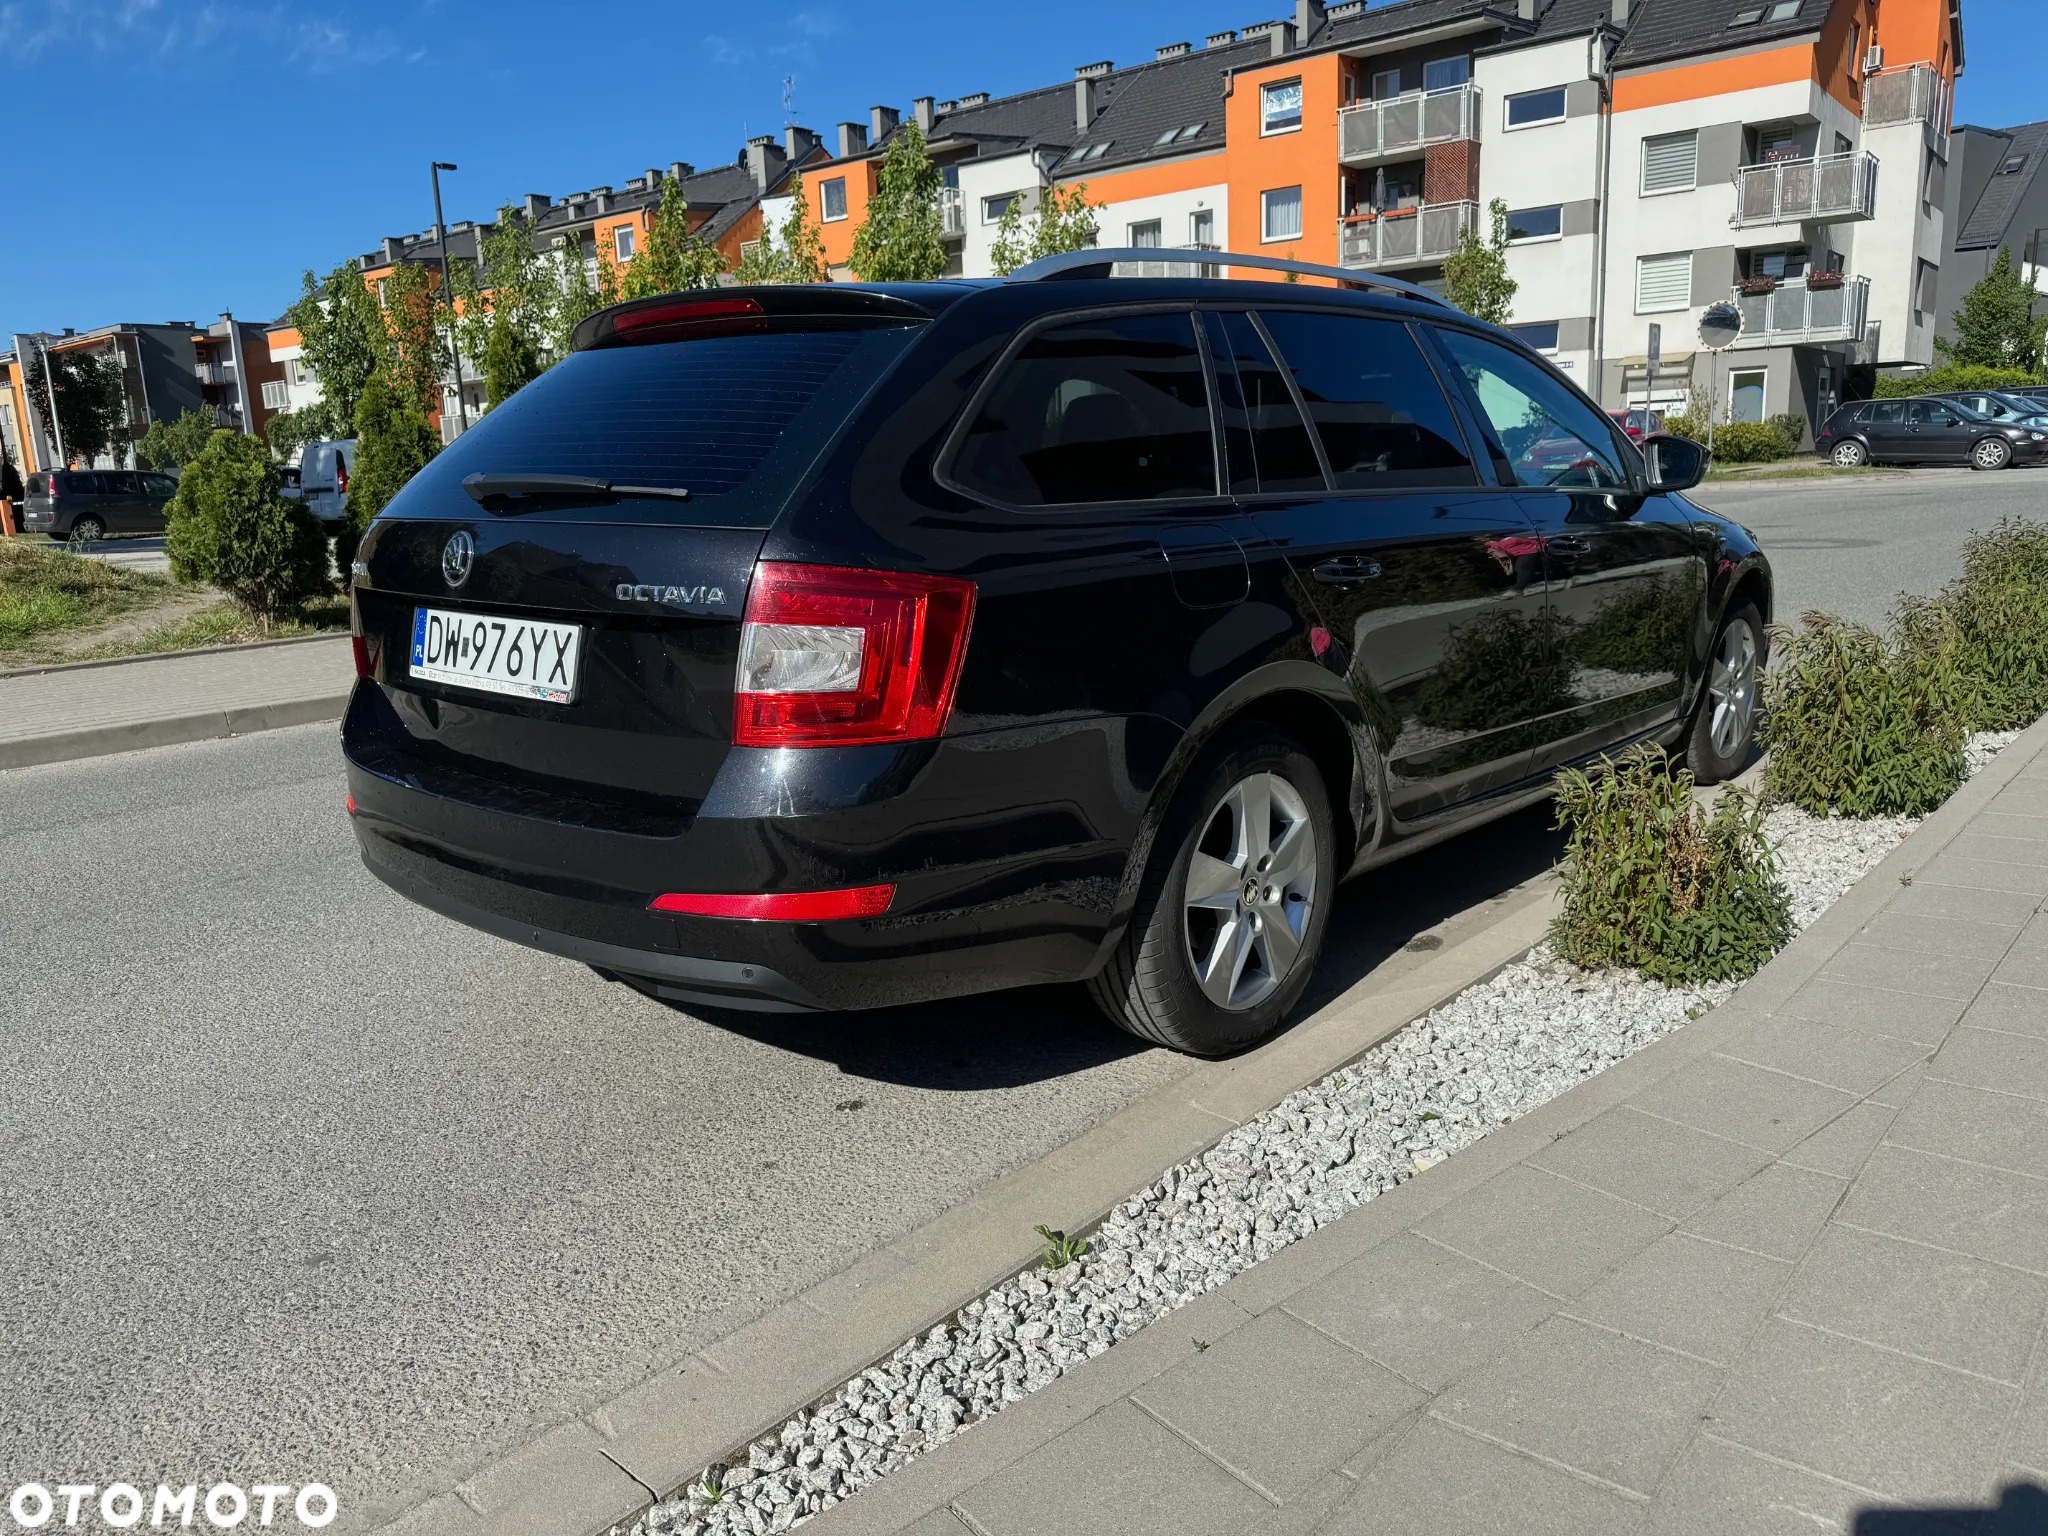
[1852,1482,2047,1533]
[686,799,1567,1091]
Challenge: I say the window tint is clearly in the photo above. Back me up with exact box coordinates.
[104,472,141,496]
[1909,401,1960,426]
[144,474,178,498]
[1434,328,1628,491]
[1867,401,1907,424]
[1210,312,1325,494]
[949,311,1216,507]
[73,473,105,493]
[1256,310,1476,490]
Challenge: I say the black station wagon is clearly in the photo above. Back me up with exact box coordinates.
[343,251,1769,1056]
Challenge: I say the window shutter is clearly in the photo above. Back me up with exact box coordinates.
[1637,252,1694,311]
[1642,132,1699,194]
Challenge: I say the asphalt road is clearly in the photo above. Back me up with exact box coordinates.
[2,466,2034,1525]
[1690,465,2047,631]
[0,723,1564,1526]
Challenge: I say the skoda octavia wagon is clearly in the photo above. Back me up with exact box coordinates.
[343,252,1769,1056]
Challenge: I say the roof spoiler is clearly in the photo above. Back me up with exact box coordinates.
[572,287,934,352]
[1006,247,1455,309]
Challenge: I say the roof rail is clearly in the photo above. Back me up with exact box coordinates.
[1005,247,1455,309]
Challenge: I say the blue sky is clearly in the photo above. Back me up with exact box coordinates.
[1,0,2040,340]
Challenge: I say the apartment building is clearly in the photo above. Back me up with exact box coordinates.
[1,315,279,474]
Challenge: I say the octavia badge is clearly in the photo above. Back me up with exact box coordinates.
[442,531,475,588]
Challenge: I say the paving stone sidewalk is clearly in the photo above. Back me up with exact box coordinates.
[816,715,2048,1536]
[0,636,353,770]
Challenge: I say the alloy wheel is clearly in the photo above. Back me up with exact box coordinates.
[1181,771,1319,1012]
[1974,439,2011,470]
[1708,619,1758,761]
[1832,441,1866,467]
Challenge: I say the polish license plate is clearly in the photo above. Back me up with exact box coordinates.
[409,608,582,704]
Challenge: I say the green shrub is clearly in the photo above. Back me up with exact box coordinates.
[1872,364,2043,398]
[1761,612,1966,817]
[1709,421,1797,463]
[1939,517,2048,730]
[1414,608,1575,731]
[1767,412,1808,451]
[166,430,331,629]
[1551,746,1792,985]
[345,369,439,573]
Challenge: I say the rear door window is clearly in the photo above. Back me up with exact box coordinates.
[144,474,178,499]
[105,472,141,498]
[394,324,920,527]
[1255,310,1476,490]
[948,311,1217,507]
[1431,327,1628,490]
[1206,311,1326,494]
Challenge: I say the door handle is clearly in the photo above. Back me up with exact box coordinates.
[1312,556,1382,586]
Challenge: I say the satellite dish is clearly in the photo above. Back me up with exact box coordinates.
[1699,302,1742,351]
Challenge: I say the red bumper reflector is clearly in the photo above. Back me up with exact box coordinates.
[351,634,374,679]
[346,795,356,816]
[650,885,895,921]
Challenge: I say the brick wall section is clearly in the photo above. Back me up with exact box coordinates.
[1425,142,1479,204]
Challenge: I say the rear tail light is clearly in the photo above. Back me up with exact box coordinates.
[336,462,349,494]
[734,563,976,748]
[649,884,894,921]
[349,591,375,678]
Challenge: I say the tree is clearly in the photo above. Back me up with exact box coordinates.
[546,233,620,359]
[449,204,559,403]
[24,344,128,465]
[989,182,1100,276]
[484,312,543,407]
[262,403,348,462]
[1442,198,1518,327]
[380,262,445,418]
[1,434,22,504]
[848,123,949,282]
[284,262,385,429]
[734,173,830,285]
[139,407,221,470]
[164,430,330,629]
[1934,247,2047,371]
[344,369,439,570]
[618,177,728,300]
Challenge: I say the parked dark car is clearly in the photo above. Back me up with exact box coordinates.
[342,254,1769,1055]
[1813,397,2047,470]
[20,468,178,540]
[1933,390,2048,427]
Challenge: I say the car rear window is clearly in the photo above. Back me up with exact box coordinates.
[387,325,919,527]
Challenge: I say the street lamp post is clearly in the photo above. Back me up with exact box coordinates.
[431,161,470,437]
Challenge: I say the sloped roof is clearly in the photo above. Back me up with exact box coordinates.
[1321,0,1516,49]
[1611,0,1826,70]
[1955,119,2048,251]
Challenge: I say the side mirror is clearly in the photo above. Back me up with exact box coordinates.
[1642,433,1707,493]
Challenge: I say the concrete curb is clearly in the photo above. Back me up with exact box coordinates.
[0,628,347,681]
[364,873,1567,1536]
[807,709,2048,1536]
[0,694,351,772]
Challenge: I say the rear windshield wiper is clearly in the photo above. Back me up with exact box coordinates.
[461,472,691,507]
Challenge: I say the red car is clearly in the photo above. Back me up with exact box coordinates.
[1608,408,1665,442]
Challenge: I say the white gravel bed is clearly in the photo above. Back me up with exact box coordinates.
[623,732,2015,1536]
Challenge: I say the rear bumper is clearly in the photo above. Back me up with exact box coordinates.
[342,681,1170,1013]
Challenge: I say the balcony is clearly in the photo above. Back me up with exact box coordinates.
[1731,151,1878,228]
[1338,84,1480,165]
[1729,274,1871,347]
[938,187,965,238]
[1111,245,1223,277]
[1863,64,1949,154]
[1337,202,1478,270]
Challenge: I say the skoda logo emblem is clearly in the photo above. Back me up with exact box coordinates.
[441,530,475,588]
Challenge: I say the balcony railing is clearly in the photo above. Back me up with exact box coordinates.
[1731,151,1878,227]
[1111,245,1223,278]
[1337,202,1479,269]
[1338,84,1480,164]
[1864,64,1939,128]
[938,187,965,238]
[1729,274,1871,347]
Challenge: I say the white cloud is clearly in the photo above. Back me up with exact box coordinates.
[0,1,419,68]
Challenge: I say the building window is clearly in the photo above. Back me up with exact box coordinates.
[1129,219,1162,248]
[1189,208,1215,248]
[1511,321,1562,353]
[984,193,1018,224]
[1506,87,1567,128]
[1262,79,1304,134]
[261,380,289,410]
[1729,369,1767,424]
[1636,251,1694,312]
[1642,131,1700,194]
[375,278,389,308]
[1371,68,1401,100]
[1506,205,1564,243]
[1262,186,1303,242]
[821,177,848,221]
[613,226,636,262]
[1847,23,1861,80]
[1915,259,1940,323]
[1424,56,1470,93]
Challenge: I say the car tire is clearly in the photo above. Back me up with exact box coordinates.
[1089,728,1336,1057]
[1685,603,1765,785]
[1831,440,1868,467]
[1972,437,2013,471]
[67,514,106,545]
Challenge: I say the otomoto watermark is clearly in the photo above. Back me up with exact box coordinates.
[5,1484,337,1530]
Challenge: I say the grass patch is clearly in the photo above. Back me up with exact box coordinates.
[0,538,176,654]
[62,597,349,663]
[1702,462,1898,482]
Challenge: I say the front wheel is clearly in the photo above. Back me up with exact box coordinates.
[1685,603,1764,785]
[1831,440,1869,467]
[1972,437,2013,471]
[1089,729,1336,1056]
